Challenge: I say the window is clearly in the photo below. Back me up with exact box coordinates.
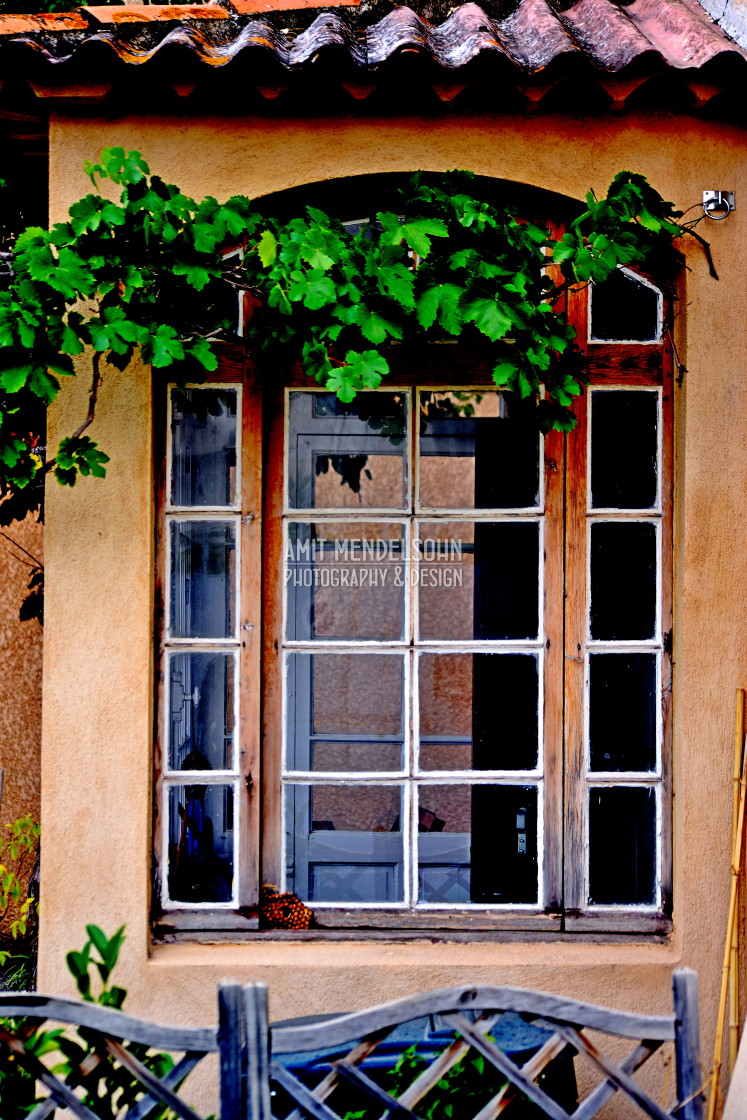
[154,270,672,936]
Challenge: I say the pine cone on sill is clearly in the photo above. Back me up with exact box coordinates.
[260,884,313,930]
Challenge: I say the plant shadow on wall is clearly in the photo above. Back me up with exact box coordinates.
[0,147,712,614]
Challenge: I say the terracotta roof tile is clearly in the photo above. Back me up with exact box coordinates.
[621,0,738,68]
[80,4,230,23]
[0,11,87,34]
[0,0,742,74]
[232,0,359,12]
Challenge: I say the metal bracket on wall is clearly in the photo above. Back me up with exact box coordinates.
[703,191,735,219]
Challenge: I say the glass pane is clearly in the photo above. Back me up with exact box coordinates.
[419,653,538,771]
[590,522,656,641]
[419,390,540,509]
[167,783,234,903]
[285,784,404,903]
[591,391,658,509]
[169,520,236,639]
[286,653,404,772]
[288,391,407,510]
[418,522,539,640]
[286,522,404,641]
[168,651,235,771]
[588,786,656,905]
[171,388,238,507]
[589,653,657,772]
[417,785,538,905]
[590,270,660,342]
[310,742,402,772]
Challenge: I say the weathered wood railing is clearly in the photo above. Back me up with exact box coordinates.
[0,968,705,1120]
[0,991,217,1120]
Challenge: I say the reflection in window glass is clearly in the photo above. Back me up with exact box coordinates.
[286,653,404,772]
[418,653,538,772]
[591,391,658,509]
[588,786,656,905]
[167,784,234,903]
[590,522,656,641]
[590,270,661,342]
[169,521,236,639]
[171,388,237,507]
[168,651,235,771]
[285,784,404,903]
[418,521,540,640]
[288,391,407,510]
[286,522,404,641]
[417,785,538,905]
[589,653,656,772]
[419,391,539,509]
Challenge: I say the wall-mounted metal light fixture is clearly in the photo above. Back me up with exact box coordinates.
[703,191,735,220]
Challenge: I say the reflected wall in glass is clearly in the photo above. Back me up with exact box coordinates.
[286,522,405,641]
[417,784,538,905]
[285,784,404,903]
[171,388,238,507]
[286,653,404,772]
[419,391,540,509]
[418,521,540,641]
[288,391,407,510]
[169,520,236,639]
[167,784,234,903]
[418,653,539,771]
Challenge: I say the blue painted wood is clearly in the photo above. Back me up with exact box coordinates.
[673,968,706,1120]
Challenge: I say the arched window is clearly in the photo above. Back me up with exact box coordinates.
[154,183,672,937]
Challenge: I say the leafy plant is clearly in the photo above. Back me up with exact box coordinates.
[0,149,694,528]
[0,925,195,1119]
[340,1030,574,1120]
[0,815,40,956]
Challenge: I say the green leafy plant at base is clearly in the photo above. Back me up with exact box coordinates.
[0,146,698,533]
[0,925,198,1119]
[340,1035,572,1120]
[0,814,40,958]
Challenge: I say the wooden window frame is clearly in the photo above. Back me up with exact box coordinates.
[153,280,673,939]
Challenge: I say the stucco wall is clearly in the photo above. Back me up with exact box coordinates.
[40,110,747,1110]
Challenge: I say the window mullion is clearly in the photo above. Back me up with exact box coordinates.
[237,368,263,913]
[563,390,589,915]
[542,426,565,914]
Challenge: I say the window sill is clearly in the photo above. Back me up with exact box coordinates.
[153,909,672,943]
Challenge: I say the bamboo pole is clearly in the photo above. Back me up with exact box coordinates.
[729,689,745,1074]
[708,699,747,1120]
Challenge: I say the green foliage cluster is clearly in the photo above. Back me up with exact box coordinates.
[342,1043,507,1120]
[0,815,39,952]
[0,925,194,1120]
[341,1028,572,1120]
[0,147,685,522]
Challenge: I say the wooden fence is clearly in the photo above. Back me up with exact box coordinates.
[0,968,705,1120]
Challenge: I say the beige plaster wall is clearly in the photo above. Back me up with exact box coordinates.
[40,110,747,1110]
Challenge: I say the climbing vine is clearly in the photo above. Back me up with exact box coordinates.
[0,147,689,524]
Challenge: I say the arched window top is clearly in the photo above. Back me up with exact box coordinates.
[589,266,663,344]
